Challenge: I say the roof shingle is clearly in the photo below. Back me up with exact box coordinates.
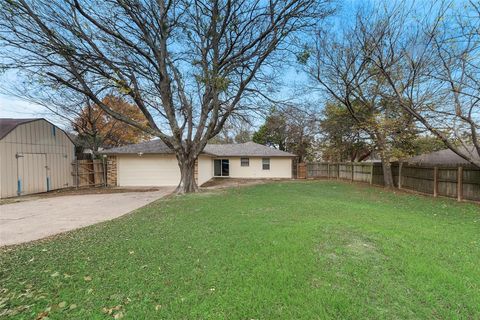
[103,140,296,157]
[0,118,38,140]
[405,145,479,166]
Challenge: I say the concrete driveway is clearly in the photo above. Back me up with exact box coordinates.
[0,188,173,246]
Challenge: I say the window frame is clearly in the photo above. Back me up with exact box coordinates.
[262,158,270,170]
[240,157,250,167]
[214,159,230,177]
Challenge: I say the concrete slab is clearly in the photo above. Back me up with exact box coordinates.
[0,188,173,246]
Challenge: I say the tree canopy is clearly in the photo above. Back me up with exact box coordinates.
[0,0,334,192]
[73,95,152,155]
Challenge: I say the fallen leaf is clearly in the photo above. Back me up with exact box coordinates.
[129,251,134,255]
[155,304,162,311]
[113,311,124,319]
[84,276,92,282]
[50,272,59,278]
[69,304,77,310]
[35,311,49,320]
[102,305,122,315]
[58,301,66,308]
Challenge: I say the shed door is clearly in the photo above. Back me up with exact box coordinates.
[17,153,48,196]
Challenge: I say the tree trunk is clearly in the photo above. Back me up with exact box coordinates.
[175,155,198,194]
[375,134,394,188]
[381,160,394,188]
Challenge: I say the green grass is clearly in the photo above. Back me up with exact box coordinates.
[1,181,479,319]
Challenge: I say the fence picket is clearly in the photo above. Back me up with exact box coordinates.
[300,161,479,202]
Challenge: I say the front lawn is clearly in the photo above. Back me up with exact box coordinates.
[1,181,479,319]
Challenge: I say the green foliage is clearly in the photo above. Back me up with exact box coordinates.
[253,107,316,161]
[1,182,479,319]
[411,135,446,155]
[296,49,311,65]
[194,72,230,92]
[252,110,287,150]
[320,103,373,162]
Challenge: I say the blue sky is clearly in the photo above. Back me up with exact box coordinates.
[0,0,379,128]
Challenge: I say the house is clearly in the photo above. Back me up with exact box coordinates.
[0,118,75,198]
[103,140,296,187]
[405,145,479,166]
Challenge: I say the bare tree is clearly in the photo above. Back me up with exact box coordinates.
[0,0,333,193]
[305,6,416,187]
[355,1,480,167]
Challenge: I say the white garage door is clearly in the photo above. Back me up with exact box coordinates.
[117,155,181,187]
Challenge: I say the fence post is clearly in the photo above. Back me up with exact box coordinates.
[336,163,340,179]
[351,163,354,182]
[103,157,107,187]
[457,166,463,202]
[327,163,330,179]
[433,166,438,197]
[398,162,403,189]
[76,160,79,189]
[369,163,374,185]
[297,163,306,179]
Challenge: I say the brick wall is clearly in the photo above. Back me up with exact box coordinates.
[106,155,117,186]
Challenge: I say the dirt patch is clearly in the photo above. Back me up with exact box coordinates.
[0,187,161,205]
[315,228,381,263]
[201,178,291,189]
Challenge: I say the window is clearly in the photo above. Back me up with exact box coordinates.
[241,157,249,167]
[262,158,270,170]
[51,125,56,137]
[214,159,229,176]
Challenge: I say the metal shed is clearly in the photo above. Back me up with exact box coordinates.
[0,118,75,198]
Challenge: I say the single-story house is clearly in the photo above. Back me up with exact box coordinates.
[103,140,296,187]
[0,118,75,198]
[405,145,479,166]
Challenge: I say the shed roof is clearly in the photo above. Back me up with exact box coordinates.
[0,118,38,140]
[103,140,296,157]
[0,118,76,145]
[405,145,479,166]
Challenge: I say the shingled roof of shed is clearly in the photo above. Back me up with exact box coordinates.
[0,118,38,140]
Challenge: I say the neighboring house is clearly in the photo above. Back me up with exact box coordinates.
[405,145,479,166]
[0,118,75,198]
[103,140,296,187]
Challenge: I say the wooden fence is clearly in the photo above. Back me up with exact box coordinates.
[298,162,480,202]
[71,159,106,187]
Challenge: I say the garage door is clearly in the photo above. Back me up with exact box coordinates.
[117,155,181,186]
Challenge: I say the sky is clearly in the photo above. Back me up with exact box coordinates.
[0,94,47,119]
[0,0,385,129]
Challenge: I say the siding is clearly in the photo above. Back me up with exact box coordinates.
[113,155,292,187]
[198,155,213,185]
[222,157,292,179]
[0,119,75,198]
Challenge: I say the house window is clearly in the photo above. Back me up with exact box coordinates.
[214,159,229,176]
[262,158,270,170]
[51,125,56,137]
[241,157,249,167]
